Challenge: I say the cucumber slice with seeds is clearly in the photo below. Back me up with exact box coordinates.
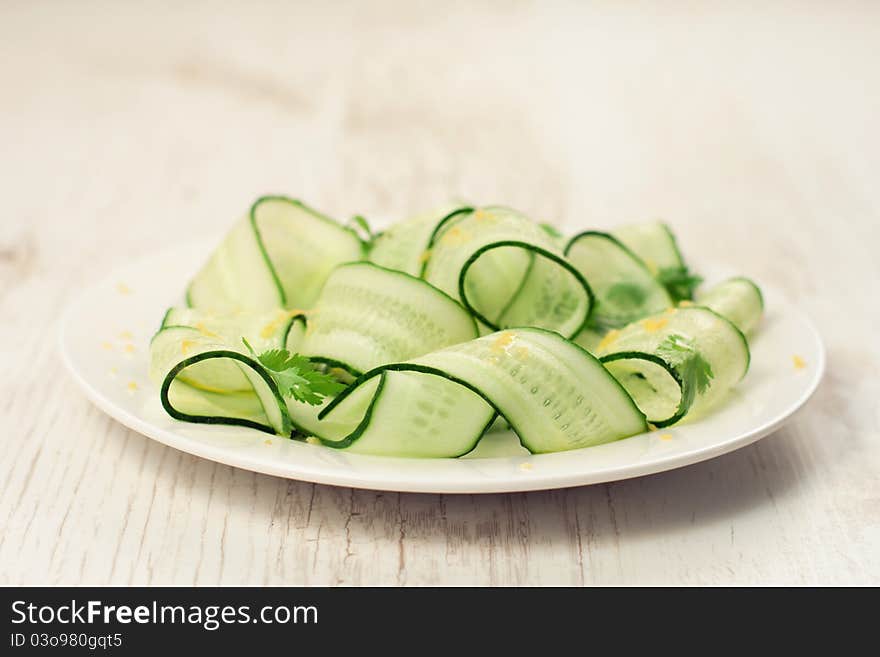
[311,329,647,456]
[298,261,478,375]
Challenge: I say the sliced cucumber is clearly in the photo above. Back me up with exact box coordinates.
[161,306,305,349]
[150,326,292,435]
[612,221,700,301]
[695,277,763,334]
[150,196,762,457]
[368,205,465,276]
[294,371,496,457]
[309,328,647,456]
[187,196,363,312]
[565,231,672,331]
[597,306,750,425]
[298,262,478,375]
[612,221,685,272]
[423,207,594,338]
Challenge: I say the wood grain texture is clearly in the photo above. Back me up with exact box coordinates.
[1,0,878,585]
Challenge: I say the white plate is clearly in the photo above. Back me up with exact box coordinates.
[60,241,825,493]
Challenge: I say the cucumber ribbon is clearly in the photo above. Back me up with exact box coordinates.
[150,197,763,457]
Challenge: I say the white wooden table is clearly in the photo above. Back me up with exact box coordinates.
[2,1,878,585]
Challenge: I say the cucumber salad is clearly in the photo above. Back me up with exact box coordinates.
[149,197,763,457]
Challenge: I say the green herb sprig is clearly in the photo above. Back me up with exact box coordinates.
[656,333,714,395]
[242,338,346,405]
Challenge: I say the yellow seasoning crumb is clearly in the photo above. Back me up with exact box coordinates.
[665,306,677,315]
[441,226,471,245]
[678,300,694,308]
[101,341,113,351]
[126,381,139,393]
[512,346,530,361]
[641,317,669,333]
[647,423,658,431]
[119,330,133,340]
[123,343,136,354]
[264,439,273,446]
[260,309,305,338]
[194,322,220,338]
[792,355,807,370]
[117,283,132,295]
[490,331,516,353]
[659,433,673,441]
[305,436,321,445]
[597,329,620,352]
[519,462,534,472]
[181,339,196,355]
[260,315,280,338]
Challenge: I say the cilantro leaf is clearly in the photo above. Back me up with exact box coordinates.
[658,266,703,302]
[656,333,714,398]
[242,338,346,405]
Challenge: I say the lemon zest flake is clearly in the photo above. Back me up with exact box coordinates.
[490,331,516,353]
[259,309,307,339]
[441,226,471,245]
[194,322,220,338]
[641,317,669,333]
[597,329,621,352]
